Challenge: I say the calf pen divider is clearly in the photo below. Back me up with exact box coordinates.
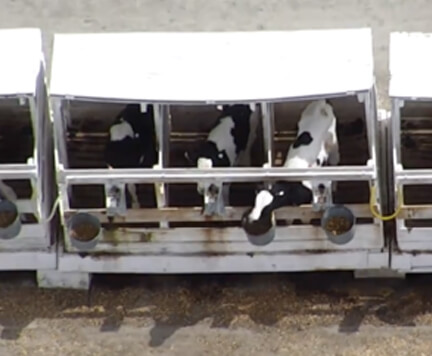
[44,28,390,289]
[0,28,57,281]
[388,31,432,273]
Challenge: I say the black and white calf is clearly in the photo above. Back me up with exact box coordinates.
[105,104,158,208]
[242,99,339,235]
[185,104,259,212]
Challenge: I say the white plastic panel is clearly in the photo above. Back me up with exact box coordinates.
[390,31,432,99]
[50,28,374,103]
[0,28,42,97]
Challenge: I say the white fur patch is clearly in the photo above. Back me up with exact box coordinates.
[284,99,337,169]
[207,117,236,165]
[197,158,213,193]
[109,121,134,141]
[197,157,213,169]
[249,190,274,221]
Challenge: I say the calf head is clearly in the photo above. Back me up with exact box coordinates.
[244,181,313,224]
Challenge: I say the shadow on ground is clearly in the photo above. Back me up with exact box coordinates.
[0,271,431,346]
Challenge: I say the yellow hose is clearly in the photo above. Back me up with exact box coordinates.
[369,185,402,221]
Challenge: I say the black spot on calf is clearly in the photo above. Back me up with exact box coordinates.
[222,104,252,154]
[105,104,158,169]
[293,131,313,148]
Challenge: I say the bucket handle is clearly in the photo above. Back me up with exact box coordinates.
[38,196,61,224]
[369,185,402,221]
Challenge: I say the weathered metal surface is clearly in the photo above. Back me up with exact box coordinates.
[64,204,373,223]
[62,224,383,254]
[57,251,388,274]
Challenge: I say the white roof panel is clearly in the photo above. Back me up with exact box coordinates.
[0,28,42,97]
[390,32,432,99]
[50,28,374,103]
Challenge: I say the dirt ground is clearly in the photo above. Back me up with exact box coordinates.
[2,0,432,355]
[2,272,432,356]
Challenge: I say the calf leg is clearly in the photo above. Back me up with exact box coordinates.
[127,183,140,209]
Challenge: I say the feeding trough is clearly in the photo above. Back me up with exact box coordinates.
[47,28,389,290]
[321,204,356,245]
[67,212,101,251]
[387,31,432,274]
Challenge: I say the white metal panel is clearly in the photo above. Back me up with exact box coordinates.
[50,28,374,103]
[390,31,432,99]
[58,251,388,273]
[0,28,42,97]
[392,253,432,272]
[63,225,384,254]
[0,251,55,270]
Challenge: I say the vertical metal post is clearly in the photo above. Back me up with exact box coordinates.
[362,89,382,225]
[261,102,274,168]
[51,98,69,169]
[153,104,170,228]
[392,98,403,167]
[28,96,42,220]
[51,97,71,231]
[391,98,404,231]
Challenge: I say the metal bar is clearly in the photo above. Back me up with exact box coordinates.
[261,102,274,167]
[398,205,432,220]
[0,170,37,180]
[28,95,42,219]
[0,164,36,171]
[396,169,432,185]
[60,166,374,184]
[51,98,69,168]
[155,104,170,228]
[63,204,374,222]
[50,90,370,107]
[392,98,402,166]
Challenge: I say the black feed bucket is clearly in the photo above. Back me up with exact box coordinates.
[321,204,356,245]
[0,200,21,239]
[67,212,101,250]
[244,212,276,246]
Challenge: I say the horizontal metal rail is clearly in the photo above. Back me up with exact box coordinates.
[399,205,432,220]
[60,166,375,185]
[52,90,368,106]
[396,169,432,185]
[0,164,37,179]
[63,204,374,222]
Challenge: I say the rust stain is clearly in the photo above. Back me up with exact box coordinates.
[139,232,152,243]
[202,227,227,256]
[90,252,122,260]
